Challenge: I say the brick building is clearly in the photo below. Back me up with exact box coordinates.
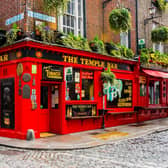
[0,0,137,53]
[137,0,168,53]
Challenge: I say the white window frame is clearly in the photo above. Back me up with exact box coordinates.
[58,0,84,36]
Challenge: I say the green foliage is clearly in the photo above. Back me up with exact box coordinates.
[101,67,116,84]
[140,48,168,66]
[118,44,134,59]
[43,0,70,15]
[109,8,131,33]
[152,0,168,11]
[62,33,91,51]
[105,42,134,59]
[89,36,105,54]
[6,24,21,44]
[151,26,168,43]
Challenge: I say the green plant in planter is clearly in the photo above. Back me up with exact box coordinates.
[43,0,70,15]
[118,45,134,59]
[109,8,131,33]
[61,33,91,51]
[89,36,105,54]
[152,0,168,11]
[6,23,22,44]
[101,67,115,85]
[151,26,168,43]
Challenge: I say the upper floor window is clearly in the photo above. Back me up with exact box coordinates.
[58,0,84,36]
[152,23,164,53]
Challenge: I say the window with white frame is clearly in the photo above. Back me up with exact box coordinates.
[120,32,129,48]
[58,0,84,36]
[152,23,164,53]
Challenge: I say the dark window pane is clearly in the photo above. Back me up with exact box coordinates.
[41,86,48,109]
[67,15,70,26]
[63,16,66,25]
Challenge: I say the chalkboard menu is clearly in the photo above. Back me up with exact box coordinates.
[0,78,15,129]
[66,104,97,117]
[106,80,132,108]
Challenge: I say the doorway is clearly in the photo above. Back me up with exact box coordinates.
[40,84,60,133]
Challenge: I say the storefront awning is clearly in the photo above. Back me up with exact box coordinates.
[143,69,168,78]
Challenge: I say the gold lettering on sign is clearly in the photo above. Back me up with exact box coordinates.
[63,55,78,64]
[80,58,105,67]
[0,55,8,62]
[45,69,62,79]
[107,62,118,69]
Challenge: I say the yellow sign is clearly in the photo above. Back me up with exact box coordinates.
[0,54,8,63]
[63,55,119,69]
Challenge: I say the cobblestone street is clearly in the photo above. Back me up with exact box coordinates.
[1,130,168,168]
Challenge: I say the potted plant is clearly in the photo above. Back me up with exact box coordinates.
[6,23,23,44]
[89,36,105,53]
[109,8,131,33]
[152,0,168,11]
[151,26,168,43]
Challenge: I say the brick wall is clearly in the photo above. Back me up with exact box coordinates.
[0,0,137,53]
[138,0,168,53]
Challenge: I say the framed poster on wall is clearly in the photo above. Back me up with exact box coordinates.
[0,78,15,129]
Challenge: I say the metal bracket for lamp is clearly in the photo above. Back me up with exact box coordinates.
[144,15,162,25]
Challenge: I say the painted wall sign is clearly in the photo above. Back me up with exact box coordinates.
[5,13,24,25]
[2,48,134,71]
[42,64,63,81]
[105,79,132,108]
[66,104,97,117]
[27,11,56,23]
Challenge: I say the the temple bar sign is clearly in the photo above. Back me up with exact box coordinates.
[63,55,133,71]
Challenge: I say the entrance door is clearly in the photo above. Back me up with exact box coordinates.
[40,84,60,133]
[40,85,50,132]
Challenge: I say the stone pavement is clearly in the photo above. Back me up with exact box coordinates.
[0,118,168,150]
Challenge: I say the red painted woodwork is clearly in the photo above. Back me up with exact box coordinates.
[0,40,168,140]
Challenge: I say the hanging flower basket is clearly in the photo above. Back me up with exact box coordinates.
[151,0,168,11]
[151,26,168,43]
[109,8,131,33]
[101,68,115,85]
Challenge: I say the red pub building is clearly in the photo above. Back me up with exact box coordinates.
[0,0,168,140]
[0,39,140,139]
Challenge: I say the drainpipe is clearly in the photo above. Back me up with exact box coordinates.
[135,0,139,56]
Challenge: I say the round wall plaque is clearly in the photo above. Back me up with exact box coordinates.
[22,73,31,82]
[17,63,23,76]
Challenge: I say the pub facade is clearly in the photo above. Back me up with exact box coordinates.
[0,39,140,139]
